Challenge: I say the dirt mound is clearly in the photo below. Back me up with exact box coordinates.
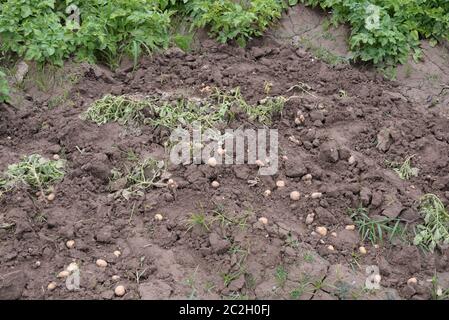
[1,38,449,300]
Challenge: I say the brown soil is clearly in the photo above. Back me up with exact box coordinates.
[1,37,449,300]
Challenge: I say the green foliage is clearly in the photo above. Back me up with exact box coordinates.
[0,154,65,194]
[349,205,402,244]
[212,87,286,125]
[184,0,285,45]
[3,1,445,70]
[390,155,419,180]
[414,194,449,252]
[0,70,9,103]
[300,0,449,66]
[0,0,172,66]
[82,94,150,125]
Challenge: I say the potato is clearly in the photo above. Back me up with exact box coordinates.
[345,225,355,231]
[113,250,121,258]
[263,189,271,197]
[211,181,220,188]
[276,180,285,188]
[47,282,57,291]
[327,245,335,251]
[57,270,70,278]
[258,217,268,225]
[154,214,163,221]
[311,192,322,199]
[359,246,367,255]
[53,154,60,161]
[112,275,120,281]
[407,277,417,286]
[67,262,79,272]
[316,226,327,236]
[290,191,300,201]
[47,193,56,201]
[114,285,126,297]
[207,157,217,167]
[66,240,75,249]
[96,259,108,268]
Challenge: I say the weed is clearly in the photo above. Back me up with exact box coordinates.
[285,233,300,248]
[290,276,314,299]
[387,155,419,180]
[349,251,362,272]
[186,212,210,232]
[413,194,449,252]
[303,251,315,263]
[224,292,249,300]
[212,207,250,231]
[185,266,200,300]
[275,266,288,288]
[349,205,402,245]
[0,154,65,195]
[33,212,47,224]
[431,274,449,300]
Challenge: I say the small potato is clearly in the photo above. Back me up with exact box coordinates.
[211,181,220,188]
[345,225,356,231]
[113,250,121,258]
[311,192,322,199]
[47,282,57,291]
[57,270,70,278]
[53,154,60,161]
[112,275,120,281]
[407,277,417,286]
[154,214,163,221]
[327,245,335,251]
[276,180,285,188]
[207,157,217,167]
[263,189,271,197]
[290,191,300,201]
[258,217,268,225]
[359,246,367,255]
[96,259,108,268]
[331,232,337,237]
[66,240,75,249]
[47,193,56,201]
[316,226,327,237]
[67,262,79,272]
[114,285,126,297]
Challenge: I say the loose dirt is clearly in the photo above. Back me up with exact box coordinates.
[1,35,449,300]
